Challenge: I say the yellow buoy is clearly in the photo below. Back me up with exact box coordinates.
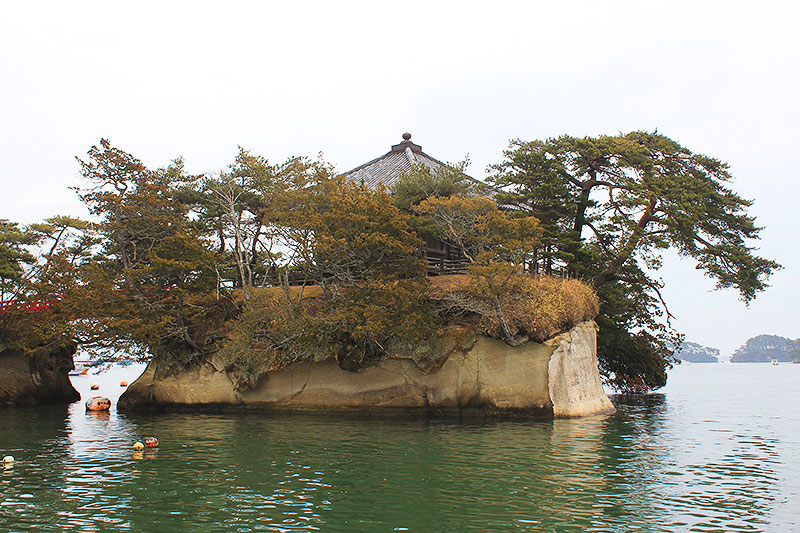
[133,442,145,451]
[2,456,14,464]
[120,380,128,387]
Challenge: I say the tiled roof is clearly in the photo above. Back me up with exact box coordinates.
[341,133,485,191]
[342,147,443,189]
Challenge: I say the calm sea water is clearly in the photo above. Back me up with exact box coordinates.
[1,363,799,532]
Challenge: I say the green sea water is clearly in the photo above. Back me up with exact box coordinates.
[1,363,799,532]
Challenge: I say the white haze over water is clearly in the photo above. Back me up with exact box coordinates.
[1,1,798,359]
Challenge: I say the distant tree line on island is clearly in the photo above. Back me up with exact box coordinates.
[674,342,721,363]
[730,335,800,363]
[674,335,799,363]
[0,132,780,392]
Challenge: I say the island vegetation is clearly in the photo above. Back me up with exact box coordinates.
[730,335,800,363]
[674,342,720,363]
[0,131,779,398]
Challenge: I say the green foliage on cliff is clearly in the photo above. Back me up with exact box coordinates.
[218,179,439,388]
[490,131,779,392]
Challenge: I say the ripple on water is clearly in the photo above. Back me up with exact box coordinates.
[2,364,800,531]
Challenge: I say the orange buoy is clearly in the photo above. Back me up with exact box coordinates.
[144,437,159,448]
[120,381,128,387]
[85,396,111,411]
[90,382,99,390]
[133,442,144,451]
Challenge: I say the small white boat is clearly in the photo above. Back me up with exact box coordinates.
[771,359,779,366]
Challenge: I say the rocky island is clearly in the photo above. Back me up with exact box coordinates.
[675,342,720,363]
[731,335,800,363]
[1,132,780,410]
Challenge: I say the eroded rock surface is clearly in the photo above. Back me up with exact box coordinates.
[547,322,615,417]
[120,322,614,418]
[0,344,80,406]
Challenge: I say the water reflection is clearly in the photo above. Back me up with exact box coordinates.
[2,364,799,531]
[606,392,779,532]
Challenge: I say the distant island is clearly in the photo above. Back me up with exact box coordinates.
[675,342,720,363]
[730,335,800,363]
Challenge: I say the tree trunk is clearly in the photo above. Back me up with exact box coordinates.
[592,200,655,287]
[176,292,201,352]
[491,297,527,347]
[249,219,262,284]
[231,210,251,300]
[572,172,595,238]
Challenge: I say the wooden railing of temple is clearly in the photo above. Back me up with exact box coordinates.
[424,249,469,276]
[257,271,317,287]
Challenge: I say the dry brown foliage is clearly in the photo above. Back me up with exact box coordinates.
[429,273,598,342]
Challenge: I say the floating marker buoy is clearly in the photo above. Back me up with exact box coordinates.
[2,456,13,464]
[120,381,128,387]
[90,382,99,390]
[133,442,144,451]
[144,437,159,448]
[85,396,111,411]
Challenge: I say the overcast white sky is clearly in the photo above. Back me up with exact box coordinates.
[2,1,798,358]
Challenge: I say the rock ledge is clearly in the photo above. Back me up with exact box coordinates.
[120,321,614,418]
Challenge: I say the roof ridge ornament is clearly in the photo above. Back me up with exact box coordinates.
[391,132,422,154]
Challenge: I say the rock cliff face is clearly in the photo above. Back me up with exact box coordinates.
[547,323,615,417]
[0,343,80,406]
[119,321,614,418]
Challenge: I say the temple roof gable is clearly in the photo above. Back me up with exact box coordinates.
[341,133,451,189]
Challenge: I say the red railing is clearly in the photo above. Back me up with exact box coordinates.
[0,298,59,314]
